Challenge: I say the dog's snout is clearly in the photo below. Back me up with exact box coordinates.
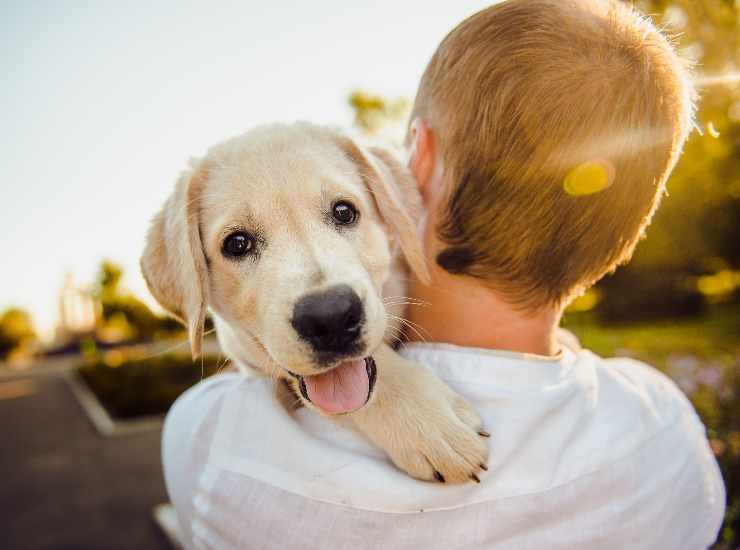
[291,284,364,355]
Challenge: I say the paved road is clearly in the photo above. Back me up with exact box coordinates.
[1,374,171,550]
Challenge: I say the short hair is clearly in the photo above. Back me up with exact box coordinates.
[411,0,695,308]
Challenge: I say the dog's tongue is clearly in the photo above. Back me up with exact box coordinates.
[303,358,369,414]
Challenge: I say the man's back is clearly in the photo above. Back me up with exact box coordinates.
[163,343,724,549]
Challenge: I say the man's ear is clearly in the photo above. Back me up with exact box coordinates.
[333,134,431,285]
[407,118,437,202]
[140,161,210,358]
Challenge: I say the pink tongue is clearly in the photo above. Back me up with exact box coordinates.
[303,359,369,414]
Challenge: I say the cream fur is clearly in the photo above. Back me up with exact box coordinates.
[141,122,488,483]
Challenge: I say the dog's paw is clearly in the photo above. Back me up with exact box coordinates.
[387,375,490,484]
[351,355,490,484]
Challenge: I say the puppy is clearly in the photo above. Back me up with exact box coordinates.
[141,122,489,483]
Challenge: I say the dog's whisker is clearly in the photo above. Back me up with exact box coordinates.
[388,327,403,338]
[400,319,431,343]
[387,279,494,304]
[394,315,428,333]
[384,317,413,346]
[383,296,432,311]
[135,327,218,363]
[215,353,232,375]
[387,313,430,344]
[383,295,431,305]
[384,329,406,345]
[383,301,430,309]
[383,298,430,307]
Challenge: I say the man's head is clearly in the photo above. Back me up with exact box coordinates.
[408,0,695,310]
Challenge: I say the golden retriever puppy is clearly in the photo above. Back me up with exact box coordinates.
[141,122,489,483]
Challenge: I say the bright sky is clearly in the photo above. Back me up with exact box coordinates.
[0,0,495,338]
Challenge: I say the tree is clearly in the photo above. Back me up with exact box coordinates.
[348,90,410,144]
[92,260,182,342]
[597,0,740,319]
[0,308,37,359]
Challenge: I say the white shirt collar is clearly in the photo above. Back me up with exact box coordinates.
[400,341,576,390]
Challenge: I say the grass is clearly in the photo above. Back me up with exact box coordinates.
[563,303,739,367]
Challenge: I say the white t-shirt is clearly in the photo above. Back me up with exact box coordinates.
[162,343,725,550]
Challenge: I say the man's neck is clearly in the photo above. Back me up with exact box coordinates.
[405,268,562,357]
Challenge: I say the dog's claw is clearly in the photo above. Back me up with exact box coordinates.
[479,463,488,471]
[478,430,491,438]
[471,473,481,483]
[367,355,490,485]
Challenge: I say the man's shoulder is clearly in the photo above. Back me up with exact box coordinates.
[587,351,699,425]
[398,342,711,480]
[568,351,720,492]
[168,371,248,419]
[164,370,268,450]
[162,350,723,540]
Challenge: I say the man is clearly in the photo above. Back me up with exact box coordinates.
[163,1,725,548]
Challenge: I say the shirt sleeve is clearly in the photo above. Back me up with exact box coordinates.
[607,358,726,548]
[162,373,243,550]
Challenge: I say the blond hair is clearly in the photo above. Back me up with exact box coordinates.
[412,0,695,308]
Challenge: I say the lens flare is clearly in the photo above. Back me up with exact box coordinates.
[696,72,740,88]
[707,122,720,139]
[563,160,615,196]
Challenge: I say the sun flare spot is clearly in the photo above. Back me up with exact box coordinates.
[696,72,740,89]
[707,122,720,139]
[563,160,615,196]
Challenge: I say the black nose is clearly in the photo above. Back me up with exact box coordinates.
[291,285,364,355]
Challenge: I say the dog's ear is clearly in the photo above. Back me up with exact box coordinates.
[334,135,431,285]
[141,161,210,358]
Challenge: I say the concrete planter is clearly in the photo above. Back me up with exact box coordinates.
[65,371,164,437]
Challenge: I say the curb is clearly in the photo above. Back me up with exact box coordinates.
[153,503,184,550]
[65,372,165,437]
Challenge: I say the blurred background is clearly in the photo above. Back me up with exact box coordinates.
[1,1,737,548]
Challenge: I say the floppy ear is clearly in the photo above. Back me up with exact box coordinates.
[333,135,431,285]
[141,161,210,358]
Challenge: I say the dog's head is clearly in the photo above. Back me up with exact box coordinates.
[141,123,428,414]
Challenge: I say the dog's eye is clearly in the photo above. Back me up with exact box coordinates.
[222,232,255,258]
[331,201,358,226]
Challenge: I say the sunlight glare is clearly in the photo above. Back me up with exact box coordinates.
[696,72,740,88]
[563,160,615,196]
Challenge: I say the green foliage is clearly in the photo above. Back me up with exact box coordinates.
[92,260,183,342]
[0,307,36,359]
[577,1,740,523]
[97,260,124,297]
[349,90,410,138]
[79,353,222,419]
[598,0,740,318]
